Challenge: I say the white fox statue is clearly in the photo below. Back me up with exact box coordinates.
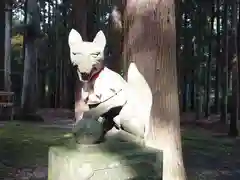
[68,29,153,143]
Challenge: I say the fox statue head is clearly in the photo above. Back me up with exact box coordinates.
[68,29,106,81]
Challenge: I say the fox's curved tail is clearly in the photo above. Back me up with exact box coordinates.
[127,62,153,139]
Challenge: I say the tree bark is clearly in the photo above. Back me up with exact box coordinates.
[190,70,196,111]
[220,1,229,123]
[123,0,186,179]
[195,6,203,120]
[106,1,125,74]
[175,0,183,113]
[205,2,214,118]
[0,0,5,89]
[228,0,239,137]
[21,0,41,114]
[86,0,97,41]
[4,0,12,91]
[72,0,87,40]
[214,0,221,114]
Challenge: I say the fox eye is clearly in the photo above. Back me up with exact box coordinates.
[72,52,81,55]
[91,52,100,58]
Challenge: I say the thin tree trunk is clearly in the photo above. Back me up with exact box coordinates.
[0,0,5,89]
[182,75,188,112]
[220,1,229,123]
[195,6,203,120]
[215,0,221,114]
[238,1,240,118]
[124,0,186,179]
[205,3,214,118]
[106,2,125,73]
[175,0,183,113]
[4,0,12,92]
[229,0,239,137]
[190,69,196,111]
[182,11,189,113]
[86,0,97,41]
[72,0,87,40]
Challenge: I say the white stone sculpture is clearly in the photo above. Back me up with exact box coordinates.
[68,29,153,143]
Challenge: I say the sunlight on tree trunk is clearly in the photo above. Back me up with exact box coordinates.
[123,0,186,179]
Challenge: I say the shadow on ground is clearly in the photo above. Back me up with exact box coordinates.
[182,128,240,180]
[0,122,163,180]
[1,121,240,179]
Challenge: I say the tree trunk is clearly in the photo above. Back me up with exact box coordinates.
[86,0,97,41]
[123,0,186,179]
[106,1,125,74]
[228,0,239,137]
[72,0,87,40]
[190,70,196,111]
[220,1,229,123]
[21,0,41,114]
[195,6,203,120]
[4,0,12,92]
[182,75,188,112]
[205,3,214,118]
[238,1,240,118]
[21,39,38,113]
[182,11,189,113]
[175,0,183,113]
[0,1,5,89]
[214,0,221,114]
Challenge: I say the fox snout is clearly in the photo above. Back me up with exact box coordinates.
[81,72,90,81]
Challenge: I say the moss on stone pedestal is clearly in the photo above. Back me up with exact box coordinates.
[48,140,162,180]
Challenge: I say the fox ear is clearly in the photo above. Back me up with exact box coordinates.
[68,29,83,47]
[93,30,106,49]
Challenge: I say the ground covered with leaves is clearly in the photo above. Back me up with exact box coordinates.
[0,120,240,180]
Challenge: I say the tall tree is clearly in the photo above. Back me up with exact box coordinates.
[214,0,221,114]
[220,1,229,123]
[21,0,41,114]
[195,5,203,120]
[71,0,87,39]
[4,0,12,91]
[228,0,239,136]
[106,1,125,73]
[123,0,186,179]
[0,0,5,89]
[205,2,214,118]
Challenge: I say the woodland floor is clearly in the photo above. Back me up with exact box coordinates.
[0,109,240,180]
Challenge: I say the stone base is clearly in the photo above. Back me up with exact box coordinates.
[48,140,162,180]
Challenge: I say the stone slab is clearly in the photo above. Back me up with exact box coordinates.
[48,141,162,180]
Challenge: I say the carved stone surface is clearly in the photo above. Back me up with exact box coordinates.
[72,118,104,144]
[48,139,162,180]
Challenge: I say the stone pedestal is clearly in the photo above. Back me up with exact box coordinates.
[48,138,162,180]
